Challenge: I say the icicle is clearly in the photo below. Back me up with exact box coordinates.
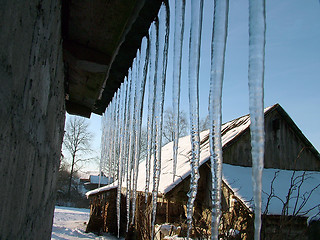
[117,80,129,238]
[106,102,112,179]
[101,112,107,178]
[248,0,266,239]
[111,92,119,181]
[109,100,116,179]
[151,3,170,239]
[131,37,150,224]
[127,57,138,226]
[103,108,110,178]
[209,1,229,239]
[145,22,159,203]
[116,86,123,238]
[186,0,203,238]
[100,110,109,188]
[121,80,129,181]
[99,114,105,188]
[130,50,141,224]
[125,68,134,232]
[172,0,186,182]
[104,105,110,177]
[114,89,122,181]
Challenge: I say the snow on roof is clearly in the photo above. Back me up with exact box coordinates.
[134,106,273,194]
[87,106,273,196]
[223,164,320,219]
[78,170,101,180]
[87,105,271,196]
[87,105,320,218]
[86,181,118,197]
[89,175,111,185]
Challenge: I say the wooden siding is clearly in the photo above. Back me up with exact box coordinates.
[86,105,319,238]
[86,188,127,236]
[223,108,320,171]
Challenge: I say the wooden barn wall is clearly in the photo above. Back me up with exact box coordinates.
[223,109,320,171]
[222,131,252,167]
[261,215,308,240]
[88,190,186,239]
[165,163,254,238]
[165,163,212,209]
[264,110,319,171]
[86,189,127,236]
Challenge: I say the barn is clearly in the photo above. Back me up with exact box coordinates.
[86,104,320,239]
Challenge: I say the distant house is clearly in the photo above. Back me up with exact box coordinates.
[80,172,113,193]
[86,104,320,239]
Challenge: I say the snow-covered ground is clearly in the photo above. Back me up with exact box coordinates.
[51,206,121,240]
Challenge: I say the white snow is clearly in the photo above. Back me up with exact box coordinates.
[89,176,111,185]
[87,106,274,197]
[51,206,122,240]
[86,182,118,197]
[223,164,320,220]
[155,223,181,240]
[87,104,320,220]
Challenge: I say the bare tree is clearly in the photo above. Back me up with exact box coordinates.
[199,115,210,132]
[162,108,188,144]
[63,116,93,200]
[262,170,320,239]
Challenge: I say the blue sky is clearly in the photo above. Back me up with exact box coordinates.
[67,0,320,171]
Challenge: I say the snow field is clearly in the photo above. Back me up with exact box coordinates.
[51,206,122,240]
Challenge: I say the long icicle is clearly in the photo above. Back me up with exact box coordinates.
[128,57,138,227]
[131,49,141,224]
[108,100,115,179]
[99,113,106,188]
[101,107,111,176]
[117,82,127,238]
[130,50,141,225]
[172,0,186,182]
[131,37,150,224]
[209,0,229,239]
[121,80,129,181]
[125,69,134,232]
[248,0,266,239]
[99,110,107,187]
[115,88,122,182]
[186,0,204,238]
[145,22,158,203]
[151,2,170,238]
[112,92,119,181]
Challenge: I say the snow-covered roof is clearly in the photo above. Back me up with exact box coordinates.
[87,104,320,219]
[86,181,118,196]
[132,105,274,195]
[223,164,320,219]
[89,175,111,185]
[78,170,101,180]
[87,106,273,196]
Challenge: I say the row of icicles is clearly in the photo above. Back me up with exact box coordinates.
[100,0,265,239]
